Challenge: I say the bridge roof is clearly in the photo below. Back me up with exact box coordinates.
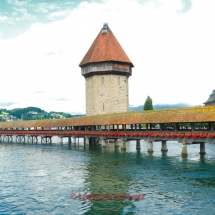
[0,106,215,129]
[79,24,133,67]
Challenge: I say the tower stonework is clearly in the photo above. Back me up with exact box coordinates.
[79,24,134,116]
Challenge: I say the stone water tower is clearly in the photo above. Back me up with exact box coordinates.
[79,23,134,116]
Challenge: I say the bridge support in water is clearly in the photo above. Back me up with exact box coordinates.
[136,140,141,150]
[121,140,126,150]
[1,135,4,142]
[114,139,119,148]
[27,135,38,144]
[58,136,63,144]
[99,137,102,145]
[147,141,153,153]
[16,135,25,143]
[41,136,52,144]
[6,135,13,143]
[181,140,187,156]
[101,138,106,147]
[68,136,71,144]
[200,142,206,154]
[161,141,168,152]
[73,137,76,144]
[85,137,89,145]
[1,135,12,143]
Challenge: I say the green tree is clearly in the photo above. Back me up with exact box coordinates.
[144,96,153,110]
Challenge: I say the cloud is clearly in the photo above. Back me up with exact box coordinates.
[0,15,13,25]
[49,98,71,101]
[0,0,77,39]
[44,50,64,55]
[0,0,215,113]
[0,102,18,106]
[179,0,192,12]
[33,3,60,13]
[35,91,45,94]
[6,0,30,7]
[0,15,9,22]
[48,10,71,20]
[44,51,55,55]
[14,8,34,19]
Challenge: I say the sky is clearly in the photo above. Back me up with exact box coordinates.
[0,0,215,114]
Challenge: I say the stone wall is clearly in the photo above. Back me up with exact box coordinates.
[85,74,129,116]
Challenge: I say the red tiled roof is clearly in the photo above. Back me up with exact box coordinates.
[79,25,133,67]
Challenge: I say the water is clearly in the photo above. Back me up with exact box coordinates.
[0,140,215,215]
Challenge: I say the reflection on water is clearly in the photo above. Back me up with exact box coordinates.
[0,140,215,214]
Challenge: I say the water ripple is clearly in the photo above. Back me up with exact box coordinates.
[0,141,215,214]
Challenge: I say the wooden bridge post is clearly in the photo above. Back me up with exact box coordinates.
[72,137,76,144]
[160,123,164,131]
[101,138,106,147]
[200,142,206,154]
[99,137,102,145]
[175,123,178,131]
[210,123,214,131]
[114,139,119,148]
[191,123,194,131]
[59,136,63,144]
[68,136,71,144]
[181,140,187,156]
[121,140,126,150]
[161,141,168,152]
[93,137,97,145]
[147,141,153,152]
[30,136,33,144]
[136,140,141,150]
[12,135,14,143]
[85,137,89,145]
[146,124,148,131]
[89,137,94,145]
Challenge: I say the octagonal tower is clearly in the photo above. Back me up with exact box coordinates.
[79,23,134,116]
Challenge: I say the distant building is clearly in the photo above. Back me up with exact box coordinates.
[0,114,17,121]
[79,23,134,116]
[29,111,38,114]
[204,90,215,106]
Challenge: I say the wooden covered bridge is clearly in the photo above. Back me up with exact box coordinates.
[1,106,215,155]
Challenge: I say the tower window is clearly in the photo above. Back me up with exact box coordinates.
[117,77,120,85]
[102,77,104,85]
[103,103,105,111]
